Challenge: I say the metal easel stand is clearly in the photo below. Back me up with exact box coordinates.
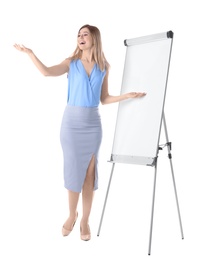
[97,162,115,237]
[148,113,184,255]
[97,113,184,256]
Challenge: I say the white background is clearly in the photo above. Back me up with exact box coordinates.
[0,0,201,259]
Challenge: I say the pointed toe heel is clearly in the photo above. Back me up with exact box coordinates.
[62,212,78,237]
[80,225,91,241]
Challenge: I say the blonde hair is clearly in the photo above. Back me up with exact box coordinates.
[70,24,110,71]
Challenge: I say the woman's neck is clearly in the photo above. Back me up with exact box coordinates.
[81,50,94,63]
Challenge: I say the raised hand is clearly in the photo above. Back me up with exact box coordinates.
[13,44,33,55]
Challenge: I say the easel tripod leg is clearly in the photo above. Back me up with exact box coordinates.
[148,160,158,255]
[97,163,115,236]
[169,158,184,239]
[163,114,184,239]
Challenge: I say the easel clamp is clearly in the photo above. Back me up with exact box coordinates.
[158,142,172,159]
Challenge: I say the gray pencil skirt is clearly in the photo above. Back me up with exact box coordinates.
[60,105,102,193]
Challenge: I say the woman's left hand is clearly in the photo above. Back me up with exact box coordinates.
[126,92,147,98]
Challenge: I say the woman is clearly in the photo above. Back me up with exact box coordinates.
[14,24,146,241]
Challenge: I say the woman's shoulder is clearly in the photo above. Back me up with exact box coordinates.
[67,57,80,66]
[66,58,80,76]
[65,57,72,65]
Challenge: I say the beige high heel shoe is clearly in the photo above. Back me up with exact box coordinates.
[62,212,78,236]
[80,224,91,241]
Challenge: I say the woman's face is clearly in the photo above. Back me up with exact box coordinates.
[77,27,93,51]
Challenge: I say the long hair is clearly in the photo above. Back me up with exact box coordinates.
[70,24,110,71]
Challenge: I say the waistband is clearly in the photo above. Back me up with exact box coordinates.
[64,105,100,117]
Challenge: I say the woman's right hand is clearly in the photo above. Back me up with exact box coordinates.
[13,43,69,76]
[13,44,33,55]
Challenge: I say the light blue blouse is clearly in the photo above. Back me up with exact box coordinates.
[67,59,106,107]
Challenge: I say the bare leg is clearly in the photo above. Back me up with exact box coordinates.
[63,190,79,231]
[81,155,95,236]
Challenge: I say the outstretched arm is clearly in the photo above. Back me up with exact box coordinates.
[101,70,146,105]
[13,44,70,76]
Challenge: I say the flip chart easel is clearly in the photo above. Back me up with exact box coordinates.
[97,31,184,255]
